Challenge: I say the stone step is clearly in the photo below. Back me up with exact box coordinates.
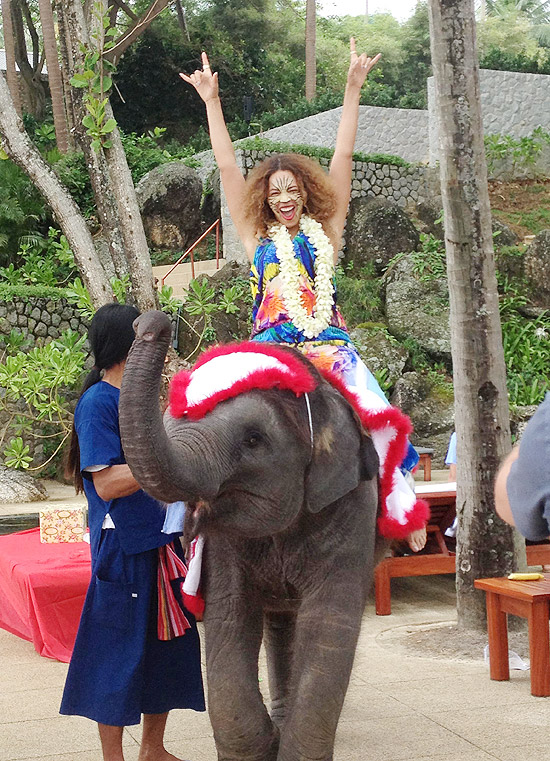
[153,258,226,298]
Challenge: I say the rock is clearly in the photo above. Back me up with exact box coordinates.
[510,405,538,441]
[0,465,47,503]
[411,201,443,239]
[349,325,409,388]
[136,162,202,251]
[385,254,451,360]
[343,197,420,275]
[492,218,519,248]
[390,371,455,466]
[524,230,550,307]
[201,168,221,228]
[495,243,525,282]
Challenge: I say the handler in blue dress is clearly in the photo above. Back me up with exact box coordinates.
[60,303,205,761]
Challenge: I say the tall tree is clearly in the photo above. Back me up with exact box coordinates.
[38,0,70,151]
[0,70,112,305]
[305,0,316,100]
[1,0,23,115]
[427,0,525,630]
[11,0,48,118]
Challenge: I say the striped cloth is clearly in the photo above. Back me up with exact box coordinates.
[157,541,191,640]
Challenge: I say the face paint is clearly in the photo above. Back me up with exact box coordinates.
[267,170,304,232]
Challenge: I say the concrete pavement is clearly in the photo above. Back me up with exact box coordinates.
[0,477,548,761]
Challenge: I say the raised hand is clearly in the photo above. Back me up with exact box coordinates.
[347,37,381,90]
[180,51,219,103]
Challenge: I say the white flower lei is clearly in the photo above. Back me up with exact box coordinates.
[268,215,335,340]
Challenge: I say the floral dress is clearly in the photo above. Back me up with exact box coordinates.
[250,230,419,474]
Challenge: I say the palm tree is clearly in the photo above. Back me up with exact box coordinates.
[485,0,550,23]
[305,0,316,101]
[37,0,70,152]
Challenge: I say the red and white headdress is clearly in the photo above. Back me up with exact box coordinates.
[170,342,316,420]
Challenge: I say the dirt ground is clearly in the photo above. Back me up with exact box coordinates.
[489,178,550,238]
[377,620,530,663]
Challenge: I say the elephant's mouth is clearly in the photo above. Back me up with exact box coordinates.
[183,499,212,543]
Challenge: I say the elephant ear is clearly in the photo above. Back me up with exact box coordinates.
[304,389,379,513]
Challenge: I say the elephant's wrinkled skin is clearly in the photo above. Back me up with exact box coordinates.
[119,311,380,761]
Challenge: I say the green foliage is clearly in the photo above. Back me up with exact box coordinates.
[178,276,252,360]
[70,2,118,151]
[485,127,550,175]
[335,262,384,327]
[0,159,49,266]
[0,228,77,288]
[65,278,95,320]
[0,330,87,471]
[501,312,550,404]
[386,234,447,282]
[158,285,183,315]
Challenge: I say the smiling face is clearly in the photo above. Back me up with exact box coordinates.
[267,170,305,234]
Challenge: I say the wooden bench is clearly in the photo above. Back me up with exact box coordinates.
[374,481,550,616]
[416,447,434,481]
[474,574,550,697]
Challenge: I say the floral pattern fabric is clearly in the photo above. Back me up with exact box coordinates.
[250,231,419,474]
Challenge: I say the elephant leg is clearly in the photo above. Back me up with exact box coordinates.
[277,582,366,761]
[263,610,296,729]
[205,597,278,761]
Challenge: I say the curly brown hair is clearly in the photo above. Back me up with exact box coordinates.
[242,154,337,238]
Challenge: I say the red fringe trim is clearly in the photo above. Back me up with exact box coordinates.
[377,498,431,539]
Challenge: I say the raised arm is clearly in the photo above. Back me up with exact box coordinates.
[180,53,257,257]
[329,39,380,246]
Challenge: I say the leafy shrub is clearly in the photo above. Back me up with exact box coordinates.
[0,160,49,265]
[0,330,87,471]
[335,263,384,327]
[0,228,77,287]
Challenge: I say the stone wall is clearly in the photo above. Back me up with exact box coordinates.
[0,296,88,343]
[258,105,431,165]
[428,68,550,166]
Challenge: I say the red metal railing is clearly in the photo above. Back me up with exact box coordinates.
[160,218,221,287]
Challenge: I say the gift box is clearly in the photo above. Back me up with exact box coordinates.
[39,506,87,543]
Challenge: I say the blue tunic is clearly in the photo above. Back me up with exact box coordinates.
[60,381,205,726]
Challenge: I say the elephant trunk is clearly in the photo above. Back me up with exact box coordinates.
[119,310,221,505]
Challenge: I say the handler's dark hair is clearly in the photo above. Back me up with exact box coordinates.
[65,303,140,493]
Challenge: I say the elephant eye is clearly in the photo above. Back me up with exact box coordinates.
[244,431,262,449]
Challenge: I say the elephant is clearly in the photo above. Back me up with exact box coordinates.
[119,310,381,761]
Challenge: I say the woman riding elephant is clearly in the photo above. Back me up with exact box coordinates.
[180,40,427,549]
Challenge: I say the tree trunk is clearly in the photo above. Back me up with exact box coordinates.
[104,0,169,65]
[55,0,77,149]
[38,0,70,152]
[305,0,316,101]
[174,0,190,41]
[63,0,157,311]
[1,0,23,115]
[11,0,48,118]
[427,0,525,631]
[0,71,112,306]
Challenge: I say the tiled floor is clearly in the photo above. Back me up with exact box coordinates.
[1,475,546,760]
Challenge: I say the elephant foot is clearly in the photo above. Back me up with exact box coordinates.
[216,725,279,761]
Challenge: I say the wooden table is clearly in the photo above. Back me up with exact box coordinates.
[474,574,550,697]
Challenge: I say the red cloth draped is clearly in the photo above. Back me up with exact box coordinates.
[0,527,91,662]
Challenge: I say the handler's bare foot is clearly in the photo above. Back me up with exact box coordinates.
[406,527,427,553]
[139,750,188,761]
